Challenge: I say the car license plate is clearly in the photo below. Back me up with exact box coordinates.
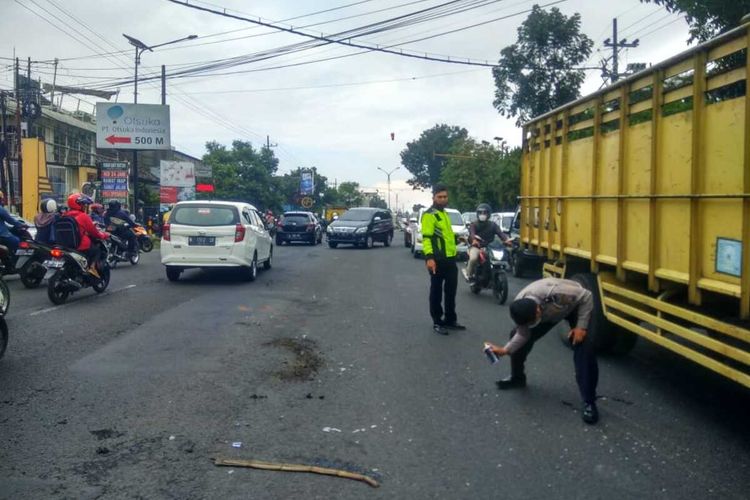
[43,259,64,268]
[188,236,216,246]
[15,249,34,256]
[289,234,301,239]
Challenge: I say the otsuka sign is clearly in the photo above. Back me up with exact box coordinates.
[96,103,171,150]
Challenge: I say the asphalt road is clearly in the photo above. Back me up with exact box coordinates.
[1,236,748,499]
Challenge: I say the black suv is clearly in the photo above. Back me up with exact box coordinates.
[276,211,322,245]
[326,207,394,248]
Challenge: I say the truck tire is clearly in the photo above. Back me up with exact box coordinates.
[511,252,525,278]
[565,273,618,354]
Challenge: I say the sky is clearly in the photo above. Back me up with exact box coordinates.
[1,0,692,212]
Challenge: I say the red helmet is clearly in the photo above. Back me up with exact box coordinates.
[90,203,104,214]
[67,193,93,211]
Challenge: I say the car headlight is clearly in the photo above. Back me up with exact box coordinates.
[326,226,333,233]
[355,226,368,233]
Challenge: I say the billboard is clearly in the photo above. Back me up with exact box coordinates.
[160,160,195,187]
[99,161,129,204]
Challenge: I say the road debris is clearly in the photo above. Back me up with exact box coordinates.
[322,427,341,433]
[232,442,242,448]
[212,457,380,488]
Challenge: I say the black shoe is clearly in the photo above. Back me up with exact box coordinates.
[582,403,599,424]
[433,324,449,335]
[444,322,466,331]
[496,375,526,390]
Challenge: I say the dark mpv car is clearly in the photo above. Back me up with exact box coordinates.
[276,211,322,245]
[326,207,394,248]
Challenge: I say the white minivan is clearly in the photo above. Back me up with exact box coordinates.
[412,207,469,259]
[161,200,273,282]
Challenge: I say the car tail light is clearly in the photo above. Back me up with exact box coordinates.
[19,241,30,249]
[306,223,315,232]
[50,248,64,259]
[163,223,171,241]
[234,224,246,242]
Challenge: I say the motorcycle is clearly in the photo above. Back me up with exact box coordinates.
[1,226,53,289]
[467,236,510,305]
[132,223,154,253]
[44,240,110,305]
[102,223,140,268]
[0,245,9,359]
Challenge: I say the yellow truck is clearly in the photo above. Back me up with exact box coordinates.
[516,22,750,388]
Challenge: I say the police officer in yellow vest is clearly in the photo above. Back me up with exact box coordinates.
[421,184,466,335]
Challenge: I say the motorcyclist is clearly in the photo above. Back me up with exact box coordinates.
[66,193,109,278]
[34,198,59,245]
[463,203,510,282]
[104,200,137,257]
[90,203,106,226]
[0,190,26,255]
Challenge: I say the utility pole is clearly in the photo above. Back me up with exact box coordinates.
[11,57,20,211]
[266,135,277,150]
[0,92,8,199]
[603,18,639,83]
[161,65,166,105]
[50,58,58,108]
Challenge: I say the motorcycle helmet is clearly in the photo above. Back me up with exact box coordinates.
[40,198,58,214]
[90,203,104,215]
[67,193,93,211]
[108,200,121,212]
[476,203,491,222]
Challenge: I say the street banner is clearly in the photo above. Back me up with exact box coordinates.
[99,161,129,204]
[96,103,171,150]
[160,160,196,188]
[194,162,213,178]
[300,171,314,195]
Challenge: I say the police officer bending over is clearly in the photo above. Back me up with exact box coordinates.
[485,277,600,424]
[422,184,466,335]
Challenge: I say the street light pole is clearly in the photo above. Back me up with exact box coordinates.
[377,166,400,211]
[123,33,197,217]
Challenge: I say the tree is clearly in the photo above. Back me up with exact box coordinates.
[400,124,468,190]
[492,5,593,126]
[201,140,281,210]
[439,140,521,213]
[368,193,387,209]
[641,1,750,42]
[336,181,363,207]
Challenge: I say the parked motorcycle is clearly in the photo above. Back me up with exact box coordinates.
[1,226,53,288]
[132,223,153,253]
[44,241,110,305]
[467,237,510,305]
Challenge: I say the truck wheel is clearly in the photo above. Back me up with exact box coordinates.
[511,252,524,278]
[566,273,618,354]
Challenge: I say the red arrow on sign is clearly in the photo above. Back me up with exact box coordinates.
[105,135,132,145]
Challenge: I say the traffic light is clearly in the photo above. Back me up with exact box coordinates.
[390,132,395,141]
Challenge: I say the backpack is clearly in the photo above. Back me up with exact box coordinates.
[52,216,80,249]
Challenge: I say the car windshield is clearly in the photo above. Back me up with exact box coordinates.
[283,214,309,224]
[501,215,514,232]
[340,210,375,221]
[171,205,239,226]
[448,212,464,225]
[463,213,477,223]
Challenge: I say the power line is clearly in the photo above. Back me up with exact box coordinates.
[164,0,519,68]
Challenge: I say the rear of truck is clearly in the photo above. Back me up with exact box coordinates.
[518,23,750,388]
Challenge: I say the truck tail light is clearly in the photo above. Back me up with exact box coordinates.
[235,224,246,242]
[163,223,171,241]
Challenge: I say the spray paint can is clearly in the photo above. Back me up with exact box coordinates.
[484,343,499,364]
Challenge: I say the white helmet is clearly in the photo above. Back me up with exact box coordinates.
[41,198,58,214]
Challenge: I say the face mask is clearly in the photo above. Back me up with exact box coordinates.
[478,214,488,222]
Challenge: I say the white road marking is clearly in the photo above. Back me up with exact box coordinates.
[28,284,137,316]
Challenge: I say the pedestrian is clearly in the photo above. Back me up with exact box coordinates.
[421,183,465,335]
[484,277,600,424]
[0,190,25,255]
